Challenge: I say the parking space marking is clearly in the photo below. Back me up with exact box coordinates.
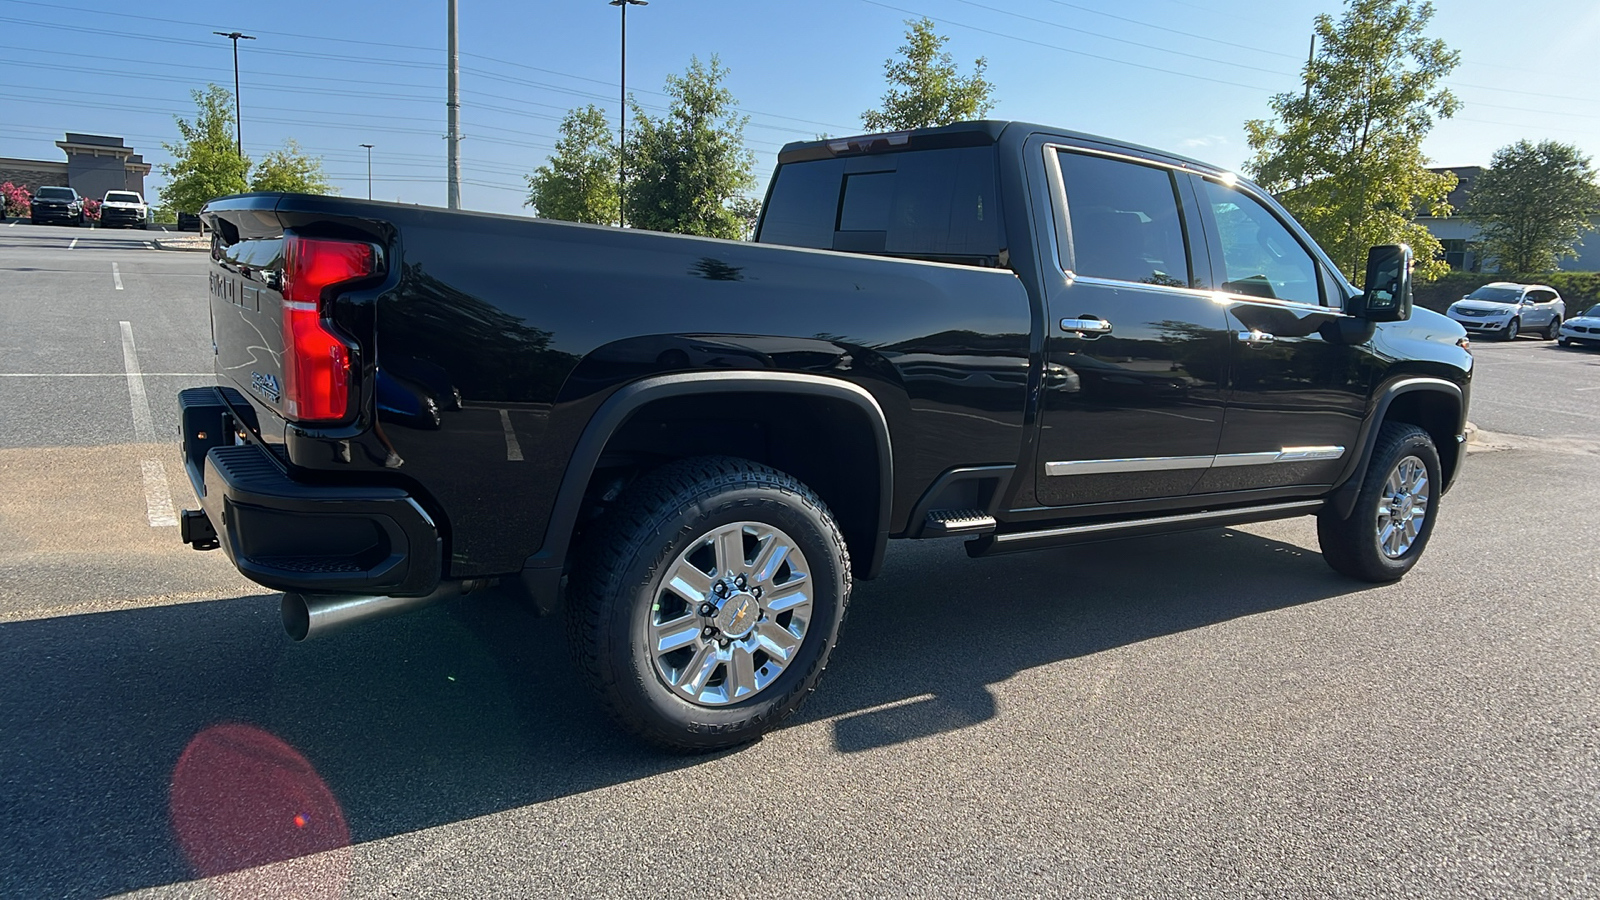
[118,321,180,527]
[68,237,79,250]
[7,220,16,227]
[500,409,524,461]
[112,262,123,290]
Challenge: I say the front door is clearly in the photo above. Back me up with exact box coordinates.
[1034,146,1230,507]
[1188,174,1370,494]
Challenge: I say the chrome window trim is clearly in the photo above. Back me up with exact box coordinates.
[1046,446,1345,477]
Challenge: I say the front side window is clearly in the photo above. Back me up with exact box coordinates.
[1201,179,1320,306]
[1057,151,1191,287]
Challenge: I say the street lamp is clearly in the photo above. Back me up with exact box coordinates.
[608,0,646,228]
[212,31,256,157]
[360,144,374,200]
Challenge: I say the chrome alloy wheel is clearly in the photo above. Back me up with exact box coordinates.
[1376,455,1430,559]
[647,521,813,707]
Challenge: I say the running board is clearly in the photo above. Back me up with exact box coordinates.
[965,500,1324,557]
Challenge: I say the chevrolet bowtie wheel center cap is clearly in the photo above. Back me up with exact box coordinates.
[714,590,760,639]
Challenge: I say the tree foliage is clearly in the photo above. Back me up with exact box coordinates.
[1244,0,1459,281]
[863,18,994,131]
[160,84,250,214]
[1467,140,1600,274]
[625,56,757,240]
[526,105,620,224]
[250,139,335,195]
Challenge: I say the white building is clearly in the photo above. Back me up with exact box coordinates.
[1418,166,1600,272]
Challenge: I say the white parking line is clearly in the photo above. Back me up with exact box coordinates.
[7,220,16,228]
[500,409,524,461]
[112,262,123,290]
[119,321,180,527]
[68,237,79,250]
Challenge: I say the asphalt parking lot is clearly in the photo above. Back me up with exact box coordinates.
[1,221,1597,899]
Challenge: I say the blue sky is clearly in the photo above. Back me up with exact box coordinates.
[5,0,1599,215]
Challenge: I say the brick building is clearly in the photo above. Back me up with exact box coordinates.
[0,133,152,199]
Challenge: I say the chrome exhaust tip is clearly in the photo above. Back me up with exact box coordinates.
[281,579,495,641]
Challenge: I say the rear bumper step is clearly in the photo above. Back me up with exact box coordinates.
[178,386,442,596]
[966,500,1324,557]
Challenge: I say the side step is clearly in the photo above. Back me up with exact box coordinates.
[965,500,1324,557]
[923,508,998,537]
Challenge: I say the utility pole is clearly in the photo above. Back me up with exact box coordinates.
[360,144,374,200]
[213,31,256,157]
[446,0,462,209]
[1303,34,1316,105]
[609,0,647,227]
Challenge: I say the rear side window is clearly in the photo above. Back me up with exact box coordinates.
[758,147,1002,264]
[1056,151,1191,287]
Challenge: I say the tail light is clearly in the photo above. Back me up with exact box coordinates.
[280,234,376,422]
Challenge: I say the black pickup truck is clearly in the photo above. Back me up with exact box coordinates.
[182,120,1471,750]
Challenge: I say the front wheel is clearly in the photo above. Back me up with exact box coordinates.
[1545,317,1562,340]
[1559,337,1572,347]
[567,456,851,752]
[1318,423,1441,583]
[1501,318,1520,341]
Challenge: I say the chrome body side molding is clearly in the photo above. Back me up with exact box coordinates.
[1046,446,1345,477]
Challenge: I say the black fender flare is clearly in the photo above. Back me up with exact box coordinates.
[520,371,895,613]
[1327,376,1465,520]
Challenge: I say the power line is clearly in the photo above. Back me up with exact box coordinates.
[947,0,1295,78]
[854,0,1273,92]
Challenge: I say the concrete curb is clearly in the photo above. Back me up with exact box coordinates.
[151,239,207,252]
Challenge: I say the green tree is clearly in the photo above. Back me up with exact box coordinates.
[250,139,335,194]
[1468,140,1600,274]
[863,18,994,131]
[526,105,620,224]
[1244,0,1459,281]
[160,84,250,214]
[625,56,757,240]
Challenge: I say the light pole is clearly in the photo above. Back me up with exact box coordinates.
[212,31,256,157]
[608,0,646,228]
[360,144,374,200]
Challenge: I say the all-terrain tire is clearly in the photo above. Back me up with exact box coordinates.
[1317,422,1442,583]
[566,456,851,752]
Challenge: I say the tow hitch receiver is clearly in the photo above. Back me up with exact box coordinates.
[181,508,219,550]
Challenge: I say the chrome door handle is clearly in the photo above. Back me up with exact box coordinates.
[1237,330,1276,345]
[1060,317,1113,336]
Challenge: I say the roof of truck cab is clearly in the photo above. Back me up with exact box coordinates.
[776,120,1230,177]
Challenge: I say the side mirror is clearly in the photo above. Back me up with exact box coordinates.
[1350,244,1412,322]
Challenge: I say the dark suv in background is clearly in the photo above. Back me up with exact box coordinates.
[30,186,84,226]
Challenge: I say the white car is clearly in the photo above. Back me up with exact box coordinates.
[100,191,149,229]
[1558,303,1600,349]
[1446,282,1566,341]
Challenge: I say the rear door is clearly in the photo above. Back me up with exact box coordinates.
[1032,143,1230,507]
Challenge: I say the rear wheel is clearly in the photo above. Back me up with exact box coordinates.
[1545,316,1562,340]
[567,456,851,752]
[1318,422,1441,583]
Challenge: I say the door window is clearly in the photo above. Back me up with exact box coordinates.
[1200,179,1321,306]
[1056,151,1192,288]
